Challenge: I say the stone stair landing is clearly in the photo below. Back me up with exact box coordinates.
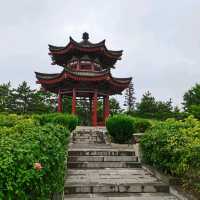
[64,127,179,199]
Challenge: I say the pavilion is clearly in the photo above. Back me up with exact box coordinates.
[35,32,131,126]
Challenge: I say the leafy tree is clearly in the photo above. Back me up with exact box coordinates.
[0,82,11,112]
[124,80,136,112]
[9,81,35,113]
[155,99,173,120]
[31,90,57,113]
[183,83,200,111]
[110,97,123,115]
[172,106,187,120]
[5,82,56,114]
[182,83,200,119]
[188,105,200,119]
[136,91,157,118]
[135,91,174,120]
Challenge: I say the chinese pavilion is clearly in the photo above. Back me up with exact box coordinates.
[35,33,131,126]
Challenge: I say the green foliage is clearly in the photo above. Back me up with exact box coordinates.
[135,91,183,120]
[109,98,123,115]
[140,116,200,192]
[76,98,91,126]
[0,82,11,112]
[33,113,78,131]
[132,118,152,133]
[0,81,57,114]
[124,80,136,112]
[106,115,134,143]
[0,114,74,199]
[53,114,78,131]
[0,114,30,127]
[183,83,200,111]
[136,92,173,120]
[188,105,200,119]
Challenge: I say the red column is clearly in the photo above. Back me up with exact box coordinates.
[72,88,76,114]
[57,92,62,112]
[92,91,98,126]
[104,95,110,123]
[77,60,80,71]
[91,62,95,71]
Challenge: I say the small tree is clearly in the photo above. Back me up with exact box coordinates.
[110,97,123,115]
[183,83,200,111]
[124,80,136,112]
[0,82,11,112]
[135,91,174,120]
[136,91,157,118]
[8,81,35,113]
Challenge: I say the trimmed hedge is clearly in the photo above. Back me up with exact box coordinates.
[0,114,75,199]
[106,115,152,144]
[106,115,134,143]
[140,116,200,193]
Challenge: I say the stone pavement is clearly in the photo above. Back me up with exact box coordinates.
[64,126,179,199]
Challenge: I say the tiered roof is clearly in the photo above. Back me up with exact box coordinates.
[35,33,131,96]
[48,32,122,68]
[35,69,131,95]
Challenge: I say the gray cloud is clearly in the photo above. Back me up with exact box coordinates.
[0,0,200,107]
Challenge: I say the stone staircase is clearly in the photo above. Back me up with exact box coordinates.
[64,127,179,199]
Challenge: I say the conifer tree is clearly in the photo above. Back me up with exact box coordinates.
[124,80,136,112]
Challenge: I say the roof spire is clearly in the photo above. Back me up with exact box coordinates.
[82,32,89,41]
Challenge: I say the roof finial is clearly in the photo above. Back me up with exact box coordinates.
[82,32,89,41]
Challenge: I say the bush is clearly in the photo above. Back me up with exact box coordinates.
[132,118,151,133]
[0,114,29,127]
[106,115,134,144]
[33,113,78,132]
[32,113,59,126]
[53,114,78,131]
[0,114,71,199]
[140,116,200,193]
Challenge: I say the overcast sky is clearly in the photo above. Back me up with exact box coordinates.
[0,0,200,107]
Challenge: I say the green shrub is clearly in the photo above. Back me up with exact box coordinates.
[53,114,78,131]
[0,114,29,127]
[65,114,79,131]
[0,114,70,199]
[32,113,59,126]
[106,115,134,144]
[140,116,200,193]
[132,118,151,133]
[33,113,78,132]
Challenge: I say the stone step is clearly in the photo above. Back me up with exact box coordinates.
[73,136,97,139]
[73,133,101,137]
[72,140,104,144]
[65,168,168,194]
[68,156,138,162]
[64,183,169,194]
[68,150,135,156]
[64,193,179,199]
[69,144,112,149]
[68,161,141,169]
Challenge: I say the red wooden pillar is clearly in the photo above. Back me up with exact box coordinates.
[72,88,76,114]
[92,90,98,126]
[57,92,62,112]
[77,60,80,71]
[103,95,110,123]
